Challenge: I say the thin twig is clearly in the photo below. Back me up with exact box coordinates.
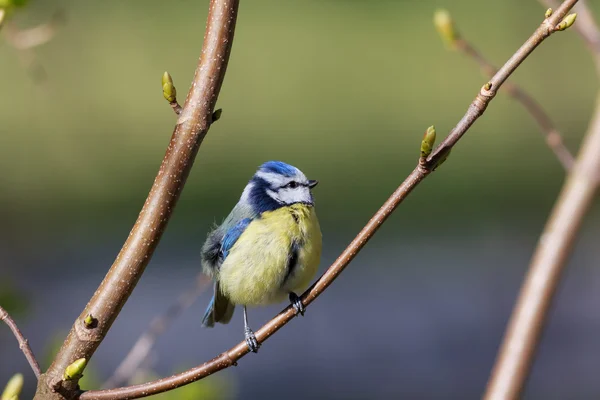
[169,102,183,115]
[79,2,579,399]
[453,35,575,170]
[484,2,600,399]
[3,10,65,50]
[102,275,210,389]
[33,1,240,399]
[540,0,600,72]
[0,305,42,378]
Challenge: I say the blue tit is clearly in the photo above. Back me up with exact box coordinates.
[201,161,322,352]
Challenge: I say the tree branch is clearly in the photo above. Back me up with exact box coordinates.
[0,305,42,378]
[484,2,600,399]
[33,1,240,399]
[77,2,580,399]
[540,0,600,72]
[102,275,210,389]
[435,10,575,170]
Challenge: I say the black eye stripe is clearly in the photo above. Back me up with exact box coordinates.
[280,180,308,189]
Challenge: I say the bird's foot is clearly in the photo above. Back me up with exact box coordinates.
[244,326,260,353]
[289,292,305,316]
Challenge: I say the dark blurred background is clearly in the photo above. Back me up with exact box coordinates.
[1,0,600,399]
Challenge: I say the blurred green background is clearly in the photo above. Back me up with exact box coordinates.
[1,1,600,399]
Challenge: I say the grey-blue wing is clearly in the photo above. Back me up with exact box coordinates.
[202,281,235,327]
[201,201,255,277]
[201,201,255,327]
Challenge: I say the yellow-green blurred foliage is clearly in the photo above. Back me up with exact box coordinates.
[1,0,598,235]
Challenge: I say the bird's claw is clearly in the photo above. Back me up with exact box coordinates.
[289,292,305,316]
[244,327,260,353]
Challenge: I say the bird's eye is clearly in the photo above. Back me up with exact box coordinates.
[287,181,298,189]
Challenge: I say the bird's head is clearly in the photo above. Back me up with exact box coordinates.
[241,161,318,213]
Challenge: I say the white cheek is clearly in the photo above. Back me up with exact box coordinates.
[276,187,313,204]
[277,189,295,204]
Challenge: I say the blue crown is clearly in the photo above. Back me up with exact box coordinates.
[259,161,298,177]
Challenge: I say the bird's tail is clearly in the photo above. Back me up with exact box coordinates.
[202,282,235,327]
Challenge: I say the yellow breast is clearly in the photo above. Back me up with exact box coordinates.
[218,204,322,306]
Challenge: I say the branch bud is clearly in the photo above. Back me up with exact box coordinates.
[212,108,223,122]
[434,9,458,48]
[83,314,96,328]
[433,149,451,171]
[162,71,177,103]
[545,8,553,19]
[63,358,87,381]
[1,374,23,400]
[556,13,577,31]
[421,126,436,158]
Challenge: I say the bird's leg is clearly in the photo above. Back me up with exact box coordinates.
[243,306,260,353]
[289,292,305,316]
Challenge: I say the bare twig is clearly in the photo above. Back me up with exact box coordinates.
[437,11,575,170]
[0,305,42,378]
[102,275,210,389]
[2,10,65,50]
[484,2,600,399]
[169,103,183,115]
[33,1,240,399]
[78,3,580,399]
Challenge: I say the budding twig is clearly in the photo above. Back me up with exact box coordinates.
[539,0,600,72]
[434,9,575,170]
[0,305,41,378]
[161,72,182,115]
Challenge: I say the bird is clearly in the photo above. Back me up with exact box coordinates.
[200,161,322,352]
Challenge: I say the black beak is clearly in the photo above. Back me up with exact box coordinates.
[307,179,318,189]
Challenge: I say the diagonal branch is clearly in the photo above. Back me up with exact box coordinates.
[436,10,575,170]
[33,1,240,399]
[484,1,600,399]
[78,2,580,399]
[0,305,42,378]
